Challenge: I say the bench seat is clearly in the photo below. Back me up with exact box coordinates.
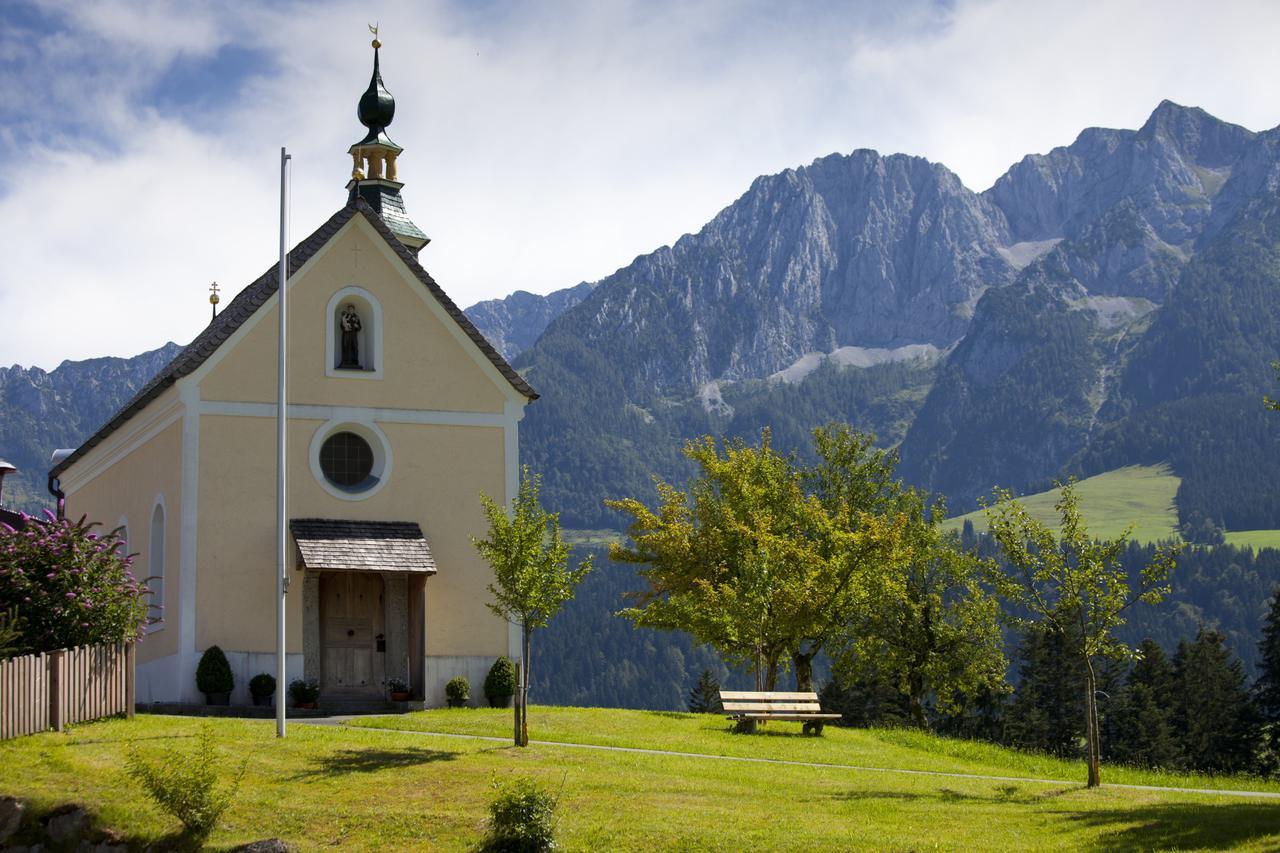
[720,690,841,735]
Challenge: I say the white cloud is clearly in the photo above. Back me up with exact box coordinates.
[1,0,1278,368]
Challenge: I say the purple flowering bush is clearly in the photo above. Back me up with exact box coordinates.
[0,511,151,655]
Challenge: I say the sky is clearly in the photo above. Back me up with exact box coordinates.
[2,0,1280,369]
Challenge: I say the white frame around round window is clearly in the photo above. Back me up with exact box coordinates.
[325,286,384,380]
[309,419,392,501]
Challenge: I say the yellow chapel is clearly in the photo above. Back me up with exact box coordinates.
[47,39,536,708]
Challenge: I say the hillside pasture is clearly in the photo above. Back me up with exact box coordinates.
[944,465,1181,543]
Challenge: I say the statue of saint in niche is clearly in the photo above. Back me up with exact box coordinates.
[339,304,363,368]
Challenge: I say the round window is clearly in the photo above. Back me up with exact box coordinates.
[319,431,376,491]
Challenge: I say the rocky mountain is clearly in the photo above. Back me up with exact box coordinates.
[513,101,1280,528]
[463,282,595,360]
[0,343,182,512]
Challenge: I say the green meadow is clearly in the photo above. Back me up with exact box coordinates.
[5,709,1280,851]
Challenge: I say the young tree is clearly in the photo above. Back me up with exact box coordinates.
[474,468,593,746]
[985,481,1178,787]
[834,494,1006,729]
[687,669,723,713]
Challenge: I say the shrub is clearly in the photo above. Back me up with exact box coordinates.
[446,676,471,707]
[196,646,234,695]
[125,723,245,838]
[0,513,149,655]
[289,678,320,705]
[485,656,517,707]
[485,776,558,852]
[249,673,276,699]
[687,669,723,713]
[384,676,408,693]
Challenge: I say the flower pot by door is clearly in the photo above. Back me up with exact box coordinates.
[391,691,410,702]
[205,692,231,706]
[252,694,273,707]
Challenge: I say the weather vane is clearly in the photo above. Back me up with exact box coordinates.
[369,21,380,49]
[209,281,221,320]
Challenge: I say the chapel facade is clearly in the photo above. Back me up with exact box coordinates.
[48,38,535,707]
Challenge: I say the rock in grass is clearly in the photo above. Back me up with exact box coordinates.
[0,795,25,842]
[232,840,295,852]
[44,804,89,843]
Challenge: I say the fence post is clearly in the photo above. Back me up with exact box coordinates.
[48,649,66,732]
[126,641,136,719]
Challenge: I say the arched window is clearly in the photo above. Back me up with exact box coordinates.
[325,287,383,379]
[149,503,165,630]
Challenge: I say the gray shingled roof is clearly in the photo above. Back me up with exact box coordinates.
[290,518,437,573]
[50,198,536,480]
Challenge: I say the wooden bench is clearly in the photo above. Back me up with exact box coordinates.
[720,690,843,736]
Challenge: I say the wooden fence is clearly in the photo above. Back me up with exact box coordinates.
[1,641,135,739]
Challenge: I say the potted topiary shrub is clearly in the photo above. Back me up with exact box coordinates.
[484,656,517,708]
[249,673,276,707]
[196,645,234,705]
[289,678,320,709]
[384,677,410,702]
[446,676,471,708]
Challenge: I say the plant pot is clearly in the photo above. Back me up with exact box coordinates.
[487,695,513,709]
[205,692,231,706]
[391,691,410,702]
[252,694,273,707]
[446,698,467,708]
[295,701,316,710]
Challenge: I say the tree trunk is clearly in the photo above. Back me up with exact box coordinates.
[792,650,815,692]
[1084,658,1101,787]
[513,661,522,746]
[910,689,929,730]
[764,650,781,692]
[520,625,532,747]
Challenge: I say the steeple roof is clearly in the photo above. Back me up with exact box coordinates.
[351,40,401,152]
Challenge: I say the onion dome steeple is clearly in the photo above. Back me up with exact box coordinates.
[347,28,429,252]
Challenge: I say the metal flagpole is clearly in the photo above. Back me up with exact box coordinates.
[277,146,291,738]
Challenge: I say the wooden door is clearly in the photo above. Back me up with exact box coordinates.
[320,573,385,694]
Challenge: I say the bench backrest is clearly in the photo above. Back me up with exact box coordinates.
[719,690,824,714]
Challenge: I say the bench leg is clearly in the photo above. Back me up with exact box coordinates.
[733,718,758,735]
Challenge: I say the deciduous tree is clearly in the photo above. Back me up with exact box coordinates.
[608,429,900,692]
[984,481,1177,787]
[475,468,593,746]
[834,494,1006,729]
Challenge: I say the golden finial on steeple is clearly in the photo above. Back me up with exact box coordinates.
[369,21,380,50]
[209,281,221,320]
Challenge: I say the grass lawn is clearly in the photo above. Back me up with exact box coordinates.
[4,711,1280,851]
[944,465,1181,544]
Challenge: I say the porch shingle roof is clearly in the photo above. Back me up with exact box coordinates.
[290,518,437,573]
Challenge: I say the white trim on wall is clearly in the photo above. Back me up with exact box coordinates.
[325,285,384,380]
[197,400,513,428]
[504,400,524,663]
[178,380,201,703]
